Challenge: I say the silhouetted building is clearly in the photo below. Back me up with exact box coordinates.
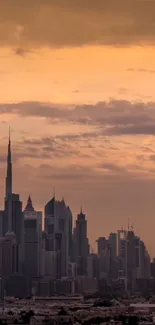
[3,132,24,274]
[118,229,127,280]
[0,232,17,279]
[87,253,99,279]
[127,230,137,290]
[96,237,107,256]
[24,195,42,279]
[44,197,73,278]
[98,247,110,279]
[151,258,155,279]
[108,233,118,280]
[74,209,89,276]
[5,275,31,298]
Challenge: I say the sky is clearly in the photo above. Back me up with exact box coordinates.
[1,0,155,254]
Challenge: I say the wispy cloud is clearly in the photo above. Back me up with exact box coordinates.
[128,68,155,74]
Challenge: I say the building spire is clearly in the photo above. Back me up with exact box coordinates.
[53,186,55,199]
[24,195,35,211]
[5,127,12,200]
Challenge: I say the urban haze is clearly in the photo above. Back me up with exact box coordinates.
[1,0,155,324]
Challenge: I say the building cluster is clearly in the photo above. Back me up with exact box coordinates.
[0,134,155,298]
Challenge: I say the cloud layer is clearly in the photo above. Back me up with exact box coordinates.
[1,99,155,136]
[1,99,155,181]
[1,99,155,254]
[1,0,155,48]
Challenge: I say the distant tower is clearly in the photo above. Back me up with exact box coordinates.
[96,237,107,256]
[44,196,73,278]
[5,128,12,200]
[4,129,13,234]
[75,208,89,275]
[24,195,42,278]
[117,229,127,281]
[0,131,18,280]
[3,131,24,274]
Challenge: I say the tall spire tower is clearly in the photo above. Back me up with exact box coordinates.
[5,128,12,200]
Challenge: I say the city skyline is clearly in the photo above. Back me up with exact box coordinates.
[0,130,152,258]
[0,132,153,297]
[1,0,155,257]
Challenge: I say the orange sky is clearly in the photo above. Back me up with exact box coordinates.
[1,0,155,255]
[1,46,155,103]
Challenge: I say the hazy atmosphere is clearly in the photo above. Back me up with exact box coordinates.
[1,0,155,255]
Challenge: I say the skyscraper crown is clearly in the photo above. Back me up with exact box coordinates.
[24,195,35,211]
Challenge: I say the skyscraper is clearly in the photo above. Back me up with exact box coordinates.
[127,230,137,290]
[0,232,17,279]
[96,237,107,256]
[3,130,12,236]
[108,233,118,280]
[5,129,12,198]
[118,229,127,280]
[24,195,42,279]
[44,196,73,278]
[44,197,55,251]
[2,131,24,273]
[74,208,89,276]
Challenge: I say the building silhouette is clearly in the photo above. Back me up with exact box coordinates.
[24,195,42,279]
[96,237,107,256]
[74,208,89,276]
[2,132,24,274]
[44,196,73,278]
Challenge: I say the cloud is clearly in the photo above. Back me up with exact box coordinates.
[42,165,94,180]
[1,102,155,255]
[118,88,128,95]
[98,162,127,173]
[2,134,94,163]
[105,124,155,136]
[0,0,155,48]
[149,154,155,162]
[13,47,31,57]
[72,90,80,93]
[2,100,155,136]
[128,68,155,74]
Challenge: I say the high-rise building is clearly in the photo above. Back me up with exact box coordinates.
[74,208,89,276]
[44,197,73,278]
[108,233,118,280]
[24,195,42,279]
[96,237,107,256]
[4,194,24,272]
[126,230,137,290]
[98,247,110,279]
[67,205,73,262]
[87,253,99,279]
[118,229,127,280]
[0,211,4,237]
[44,251,57,278]
[2,132,24,274]
[54,199,70,277]
[44,197,55,251]
[0,232,17,279]
[108,233,117,260]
